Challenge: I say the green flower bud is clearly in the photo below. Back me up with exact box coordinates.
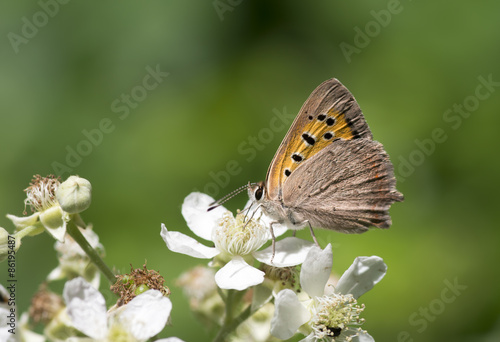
[56,176,92,214]
[0,228,21,262]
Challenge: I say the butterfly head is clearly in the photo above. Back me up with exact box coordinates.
[248,181,266,204]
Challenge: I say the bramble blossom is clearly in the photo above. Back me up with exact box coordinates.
[63,277,179,342]
[161,192,314,290]
[271,245,387,342]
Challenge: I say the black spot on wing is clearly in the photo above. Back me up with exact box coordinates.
[326,117,336,126]
[301,132,316,146]
[291,153,303,162]
[323,132,334,140]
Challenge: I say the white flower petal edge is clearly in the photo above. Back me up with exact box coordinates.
[181,192,228,241]
[161,224,219,259]
[298,334,316,342]
[271,289,311,340]
[63,277,108,339]
[300,244,333,298]
[253,237,315,267]
[6,213,39,230]
[335,256,387,299]
[214,256,265,290]
[44,223,67,242]
[0,308,16,342]
[342,329,375,342]
[251,284,273,312]
[120,290,172,341]
[47,266,64,282]
[156,338,186,342]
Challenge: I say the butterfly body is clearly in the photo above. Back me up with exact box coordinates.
[249,78,403,234]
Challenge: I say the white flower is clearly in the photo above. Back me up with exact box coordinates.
[271,245,387,342]
[0,284,17,342]
[176,265,218,306]
[63,277,175,342]
[161,192,314,291]
[233,302,276,342]
[48,226,103,288]
[6,175,68,242]
[0,285,45,342]
[176,265,224,325]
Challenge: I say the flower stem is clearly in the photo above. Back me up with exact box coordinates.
[212,290,253,342]
[66,220,115,284]
[15,225,43,239]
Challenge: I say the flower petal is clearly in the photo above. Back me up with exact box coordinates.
[253,237,315,267]
[181,192,229,241]
[335,256,387,299]
[155,338,186,342]
[251,284,273,312]
[342,329,375,342]
[44,223,67,243]
[6,213,39,230]
[121,290,172,340]
[161,224,219,259]
[63,277,107,339]
[214,256,264,290]
[47,266,64,282]
[270,289,311,339]
[300,244,332,298]
[0,307,17,342]
[298,334,316,342]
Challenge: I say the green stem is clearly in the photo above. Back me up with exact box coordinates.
[212,290,253,342]
[15,225,43,239]
[66,220,115,284]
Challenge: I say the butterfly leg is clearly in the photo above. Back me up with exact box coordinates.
[307,221,320,247]
[269,221,278,263]
[243,203,262,229]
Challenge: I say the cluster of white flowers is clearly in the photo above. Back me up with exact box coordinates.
[1,176,389,342]
[162,192,388,342]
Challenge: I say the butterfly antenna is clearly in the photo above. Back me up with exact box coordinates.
[207,184,249,212]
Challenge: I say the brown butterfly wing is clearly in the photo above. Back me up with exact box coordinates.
[265,78,372,200]
[282,138,403,232]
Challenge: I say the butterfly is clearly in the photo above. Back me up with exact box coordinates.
[248,78,403,240]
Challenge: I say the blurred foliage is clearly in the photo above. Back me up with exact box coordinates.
[1,1,499,341]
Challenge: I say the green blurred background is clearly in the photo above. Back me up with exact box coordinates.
[1,1,499,341]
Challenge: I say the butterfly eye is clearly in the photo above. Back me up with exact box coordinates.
[254,187,263,201]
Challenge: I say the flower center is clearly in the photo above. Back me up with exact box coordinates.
[111,264,170,306]
[212,211,268,257]
[24,175,60,213]
[108,322,136,342]
[311,293,365,341]
[261,264,299,289]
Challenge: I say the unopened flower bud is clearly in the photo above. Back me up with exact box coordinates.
[56,176,92,214]
[0,228,21,262]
